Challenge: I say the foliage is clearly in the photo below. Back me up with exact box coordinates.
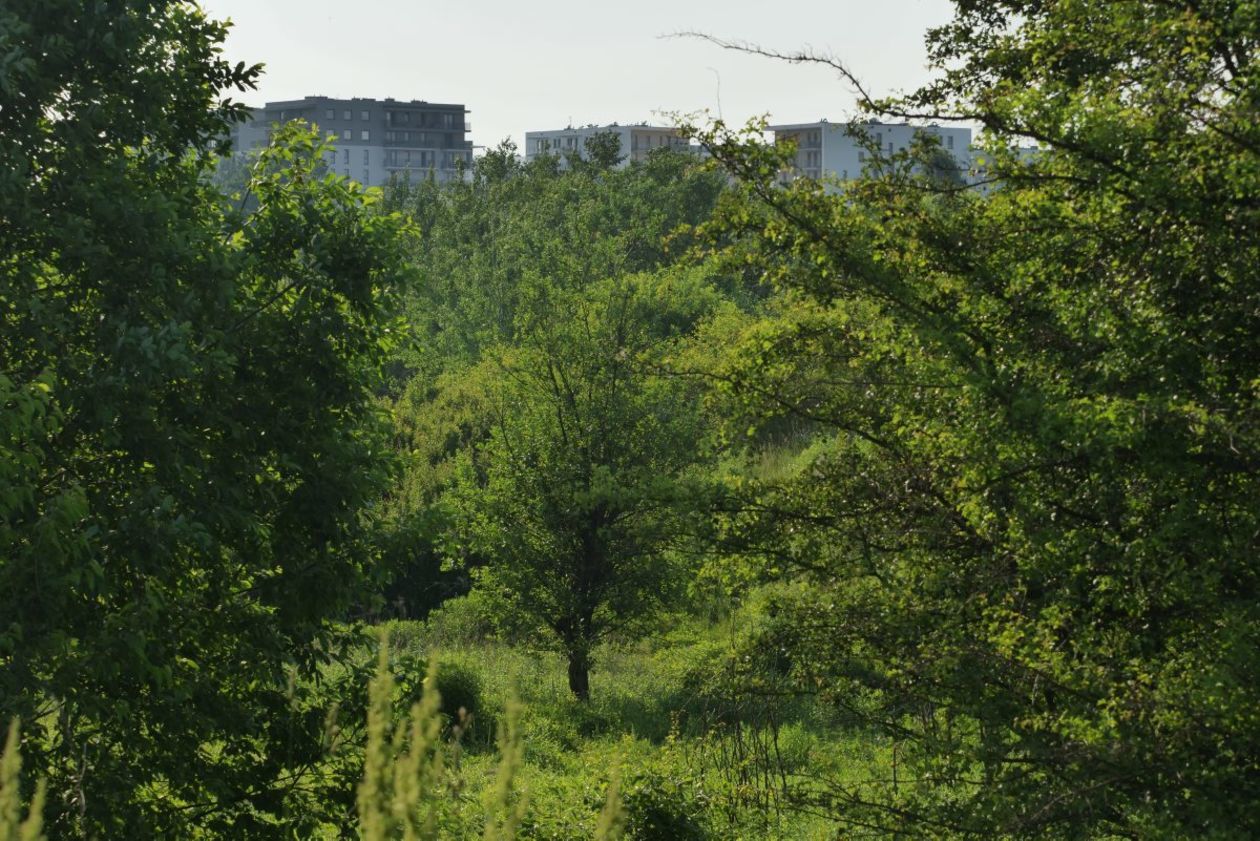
[380,144,733,699]
[0,3,413,836]
[441,272,722,699]
[619,769,708,841]
[358,652,452,840]
[1,722,45,841]
[359,625,851,840]
[580,131,627,171]
[433,659,495,747]
[592,767,627,841]
[481,696,529,841]
[686,0,1260,836]
[381,144,727,382]
[13,0,1251,836]
[418,592,542,648]
[356,642,535,840]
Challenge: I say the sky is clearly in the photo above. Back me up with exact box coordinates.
[199,0,955,152]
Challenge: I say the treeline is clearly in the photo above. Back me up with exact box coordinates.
[2,1,1258,839]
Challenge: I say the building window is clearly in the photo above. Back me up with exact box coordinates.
[363,149,369,164]
[343,148,349,164]
[360,130,370,141]
[341,109,350,120]
[363,170,369,183]
[325,109,334,119]
[361,110,370,120]
[342,129,351,140]
[947,135,954,149]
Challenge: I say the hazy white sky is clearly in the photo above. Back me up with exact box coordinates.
[199,0,954,151]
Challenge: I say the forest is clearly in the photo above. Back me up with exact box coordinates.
[2,1,1258,838]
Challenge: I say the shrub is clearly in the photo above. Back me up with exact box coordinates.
[423,590,540,646]
[621,770,708,841]
[433,659,495,746]
[381,619,429,658]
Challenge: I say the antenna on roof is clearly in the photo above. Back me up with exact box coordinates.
[706,67,723,120]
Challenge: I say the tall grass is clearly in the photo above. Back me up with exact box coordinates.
[0,720,44,841]
[481,696,527,841]
[593,766,626,841]
[356,640,624,839]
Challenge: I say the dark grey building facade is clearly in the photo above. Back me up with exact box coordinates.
[231,95,473,186]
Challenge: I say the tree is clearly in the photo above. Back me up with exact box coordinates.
[689,0,1260,835]
[443,272,721,699]
[476,138,524,184]
[582,130,626,170]
[377,148,730,633]
[383,142,725,383]
[0,3,412,835]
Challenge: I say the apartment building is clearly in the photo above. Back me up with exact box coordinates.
[524,123,690,168]
[229,96,474,186]
[770,119,973,190]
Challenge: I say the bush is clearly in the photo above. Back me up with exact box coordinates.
[370,628,496,746]
[423,590,542,646]
[433,658,496,746]
[622,770,709,841]
[381,619,428,658]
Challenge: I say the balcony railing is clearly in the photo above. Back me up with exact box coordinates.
[385,158,472,169]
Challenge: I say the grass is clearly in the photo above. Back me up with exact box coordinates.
[370,606,886,840]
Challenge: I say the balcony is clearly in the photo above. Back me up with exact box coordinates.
[778,136,821,151]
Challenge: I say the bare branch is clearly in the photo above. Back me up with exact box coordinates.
[668,31,881,114]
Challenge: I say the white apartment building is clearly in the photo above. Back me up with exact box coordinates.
[770,119,973,190]
[524,123,691,168]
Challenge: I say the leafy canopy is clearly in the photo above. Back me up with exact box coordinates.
[687,0,1260,836]
[0,3,413,836]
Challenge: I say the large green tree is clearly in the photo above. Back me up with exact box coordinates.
[690,0,1260,836]
[377,145,730,624]
[0,3,411,835]
[442,271,722,700]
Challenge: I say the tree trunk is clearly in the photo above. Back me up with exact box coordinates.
[567,649,591,701]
